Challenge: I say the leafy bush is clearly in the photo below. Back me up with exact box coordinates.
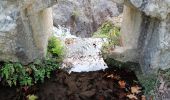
[0,59,59,87]
[27,94,38,100]
[71,10,80,18]
[0,63,32,86]
[93,21,121,46]
[138,74,157,95]
[93,21,121,54]
[48,36,65,62]
[93,21,121,55]
[0,36,64,87]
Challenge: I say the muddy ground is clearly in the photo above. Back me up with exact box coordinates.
[0,67,144,100]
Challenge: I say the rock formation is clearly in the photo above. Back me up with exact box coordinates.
[0,0,122,64]
[53,0,123,37]
[112,0,170,73]
[0,0,57,64]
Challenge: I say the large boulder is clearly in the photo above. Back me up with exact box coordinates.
[111,0,170,73]
[53,0,123,37]
[0,0,56,64]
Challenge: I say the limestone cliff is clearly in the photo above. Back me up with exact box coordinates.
[0,0,56,64]
[53,0,123,37]
[112,0,170,73]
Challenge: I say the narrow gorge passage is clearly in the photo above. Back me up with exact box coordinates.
[1,0,170,99]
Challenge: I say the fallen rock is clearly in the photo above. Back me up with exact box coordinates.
[54,28,108,73]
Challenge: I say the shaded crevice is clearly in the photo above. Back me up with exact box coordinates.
[137,13,161,73]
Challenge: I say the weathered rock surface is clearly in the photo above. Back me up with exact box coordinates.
[0,0,56,64]
[113,0,170,19]
[62,38,108,73]
[0,0,122,64]
[110,0,170,74]
[53,25,108,73]
[53,0,123,37]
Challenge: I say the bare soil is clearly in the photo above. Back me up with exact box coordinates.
[0,67,144,100]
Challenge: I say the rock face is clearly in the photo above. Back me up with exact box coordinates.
[0,0,56,64]
[53,0,123,37]
[62,38,108,73]
[112,0,170,73]
[0,0,122,64]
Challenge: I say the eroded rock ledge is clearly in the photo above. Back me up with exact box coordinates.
[111,0,170,73]
[113,0,170,19]
[0,0,57,64]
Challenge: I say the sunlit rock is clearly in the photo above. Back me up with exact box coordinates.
[54,26,108,73]
[0,0,55,64]
[111,0,170,73]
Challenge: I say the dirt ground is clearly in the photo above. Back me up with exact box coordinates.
[0,67,144,100]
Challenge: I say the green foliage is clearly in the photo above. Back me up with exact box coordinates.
[93,21,121,46]
[30,59,59,83]
[0,63,32,87]
[93,21,121,55]
[159,68,170,80]
[0,60,59,87]
[138,74,157,95]
[27,94,38,100]
[48,36,65,62]
[71,10,80,18]
[0,36,64,87]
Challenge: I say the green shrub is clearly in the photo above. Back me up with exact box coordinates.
[48,36,65,62]
[93,21,121,47]
[137,74,157,95]
[27,94,38,100]
[0,60,59,87]
[93,21,121,55]
[0,63,32,86]
[0,36,65,87]
[71,10,80,18]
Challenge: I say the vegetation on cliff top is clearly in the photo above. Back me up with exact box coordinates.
[93,21,121,46]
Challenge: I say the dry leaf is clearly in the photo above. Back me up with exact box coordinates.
[107,74,114,78]
[118,80,126,88]
[127,94,137,100]
[23,86,29,92]
[119,92,127,98]
[65,38,74,45]
[141,95,146,100]
[149,96,154,100]
[107,74,120,80]
[131,85,141,94]
[25,67,32,75]
[98,96,105,100]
